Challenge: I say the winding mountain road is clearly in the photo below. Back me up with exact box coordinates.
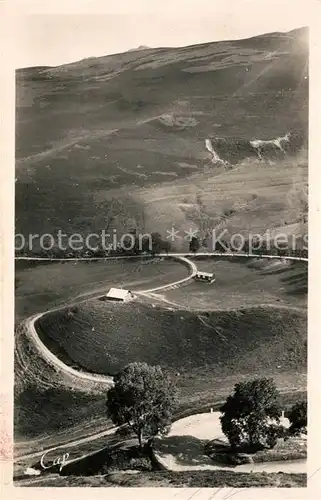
[15,252,307,471]
[22,254,197,388]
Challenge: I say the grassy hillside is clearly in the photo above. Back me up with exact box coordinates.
[164,257,308,310]
[33,257,307,405]
[33,295,307,435]
[37,300,306,375]
[136,154,308,250]
[16,27,308,247]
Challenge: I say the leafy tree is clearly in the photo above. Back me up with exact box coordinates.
[106,362,177,449]
[189,236,200,254]
[220,377,282,450]
[288,401,307,435]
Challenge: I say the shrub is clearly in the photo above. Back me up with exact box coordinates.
[288,401,307,435]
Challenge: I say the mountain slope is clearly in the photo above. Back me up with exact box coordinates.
[15,27,308,249]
